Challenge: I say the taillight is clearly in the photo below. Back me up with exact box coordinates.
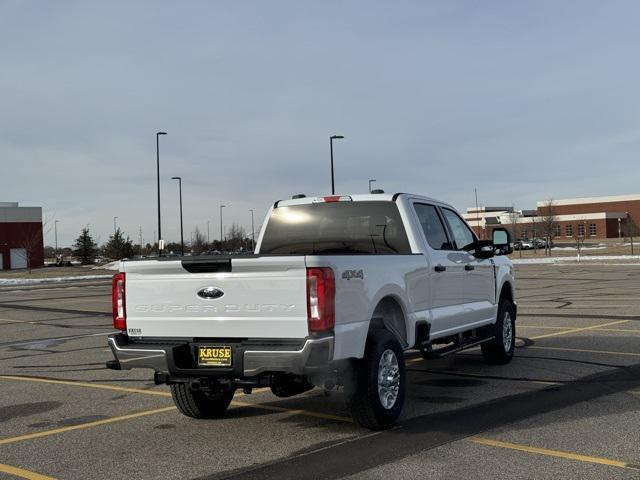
[306,268,335,333]
[112,272,126,331]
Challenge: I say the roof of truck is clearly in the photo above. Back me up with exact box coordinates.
[274,193,454,210]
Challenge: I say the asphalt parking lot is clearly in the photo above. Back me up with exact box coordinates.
[1,264,639,480]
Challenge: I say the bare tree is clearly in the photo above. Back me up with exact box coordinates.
[573,225,586,260]
[539,199,558,256]
[20,227,43,273]
[623,215,638,256]
[191,226,207,255]
[530,215,539,255]
[506,207,522,258]
[226,223,248,252]
[507,206,519,240]
[19,219,51,273]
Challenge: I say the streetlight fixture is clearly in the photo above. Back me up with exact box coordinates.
[329,135,344,195]
[219,205,226,244]
[368,179,376,193]
[171,176,184,256]
[156,131,167,255]
[249,209,255,250]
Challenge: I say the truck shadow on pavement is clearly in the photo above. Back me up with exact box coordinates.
[206,361,640,480]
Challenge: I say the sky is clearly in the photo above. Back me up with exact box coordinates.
[2,1,640,247]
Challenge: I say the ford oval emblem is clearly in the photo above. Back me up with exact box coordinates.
[197,287,224,300]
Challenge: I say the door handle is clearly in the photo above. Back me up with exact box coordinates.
[465,265,475,271]
[434,265,446,272]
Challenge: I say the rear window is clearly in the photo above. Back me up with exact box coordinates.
[259,201,412,255]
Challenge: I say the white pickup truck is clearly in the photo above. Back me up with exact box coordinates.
[107,192,516,429]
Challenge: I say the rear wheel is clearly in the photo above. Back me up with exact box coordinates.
[171,384,235,419]
[481,298,516,364]
[346,330,405,430]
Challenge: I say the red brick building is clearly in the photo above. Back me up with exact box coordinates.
[0,202,44,270]
[536,194,640,240]
[464,194,640,241]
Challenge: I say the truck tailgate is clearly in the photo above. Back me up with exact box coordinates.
[122,256,308,339]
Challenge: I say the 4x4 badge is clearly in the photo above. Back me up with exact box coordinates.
[342,269,364,280]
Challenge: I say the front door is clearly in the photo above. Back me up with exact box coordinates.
[412,203,468,336]
[440,207,496,325]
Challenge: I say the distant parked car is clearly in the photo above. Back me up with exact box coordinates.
[533,238,547,249]
[516,240,533,250]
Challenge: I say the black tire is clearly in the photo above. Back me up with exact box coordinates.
[170,384,235,419]
[346,330,405,430]
[481,298,516,364]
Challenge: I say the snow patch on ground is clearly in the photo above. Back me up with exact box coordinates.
[512,255,640,265]
[0,275,113,286]
[93,261,120,271]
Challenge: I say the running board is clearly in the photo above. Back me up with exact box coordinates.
[421,336,493,359]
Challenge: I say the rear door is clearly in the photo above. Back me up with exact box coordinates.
[439,207,496,325]
[412,203,468,336]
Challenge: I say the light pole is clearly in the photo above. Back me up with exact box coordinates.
[207,221,210,244]
[113,216,118,235]
[249,209,255,250]
[220,205,226,244]
[171,176,184,256]
[329,135,344,195]
[156,131,167,255]
[368,179,376,193]
[618,217,622,242]
[628,212,635,256]
[54,220,59,257]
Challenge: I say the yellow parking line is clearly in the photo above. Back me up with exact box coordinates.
[0,401,349,447]
[530,320,630,340]
[0,375,172,397]
[0,318,36,325]
[592,328,640,333]
[518,325,575,330]
[0,375,349,432]
[0,407,177,446]
[232,400,353,423]
[527,346,640,357]
[469,436,640,470]
[0,463,57,480]
[520,324,640,334]
[0,375,268,399]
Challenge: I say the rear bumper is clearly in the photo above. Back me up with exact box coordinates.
[106,333,334,377]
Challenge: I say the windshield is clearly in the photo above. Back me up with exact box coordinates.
[259,201,411,255]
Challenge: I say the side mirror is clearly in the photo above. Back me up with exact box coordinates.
[492,228,513,255]
[466,239,494,259]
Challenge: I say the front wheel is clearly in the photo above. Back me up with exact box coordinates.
[481,298,516,364]
[171,384,235,419]
[346,330,406,430]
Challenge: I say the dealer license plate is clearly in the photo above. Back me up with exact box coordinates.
[197,346,232,367]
